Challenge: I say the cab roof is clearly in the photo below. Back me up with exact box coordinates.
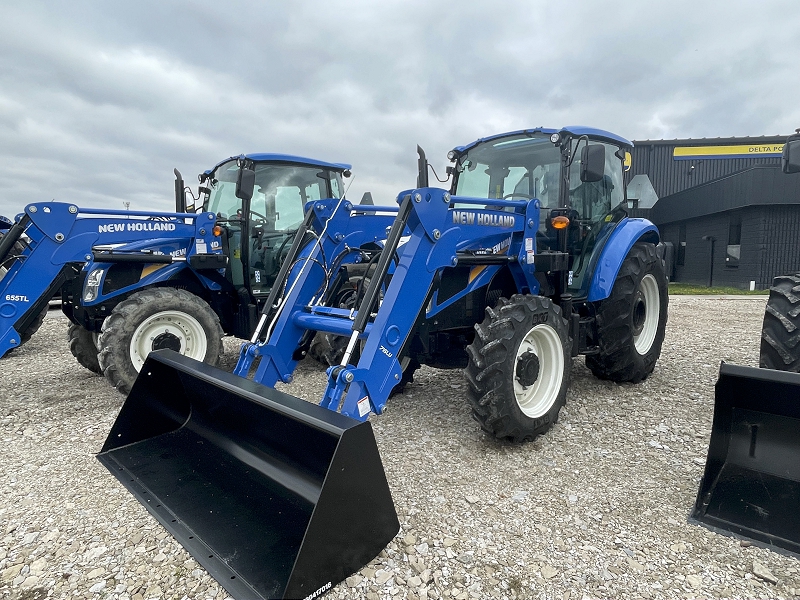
[452,127,634,155]
[205,154,351,177]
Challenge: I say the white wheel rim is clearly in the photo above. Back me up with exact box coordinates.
[634,274,660,355]
[129,310,208,371]
[514,324,564,418]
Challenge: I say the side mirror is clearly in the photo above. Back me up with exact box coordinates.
[782,139,800,174]
[580,144,605,183]
[235,167,255,202]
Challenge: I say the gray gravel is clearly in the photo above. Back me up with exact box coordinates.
[3,295,799,600]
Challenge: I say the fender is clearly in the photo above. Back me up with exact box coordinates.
[587,218,660,302]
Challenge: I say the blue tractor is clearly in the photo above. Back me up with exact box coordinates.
[0,154,351,393]
[232,127,669,439]
[99,127,669,599]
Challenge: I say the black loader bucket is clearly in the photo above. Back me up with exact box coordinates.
[690,362,800,556]
[98,350,399,600]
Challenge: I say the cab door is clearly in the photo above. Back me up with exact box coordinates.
[566,141,626,294]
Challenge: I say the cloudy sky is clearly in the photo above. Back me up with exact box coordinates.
[1,0,799,218]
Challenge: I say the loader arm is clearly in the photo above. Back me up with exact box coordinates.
[237,188,548,419]
[0,202,219,357]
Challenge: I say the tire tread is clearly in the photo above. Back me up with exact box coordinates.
[760,274,800,371]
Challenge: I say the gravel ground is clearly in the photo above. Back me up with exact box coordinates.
[2,295,798,600]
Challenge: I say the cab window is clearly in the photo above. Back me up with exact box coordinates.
[568,141,625,223]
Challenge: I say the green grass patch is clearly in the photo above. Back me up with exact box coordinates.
[668,282,769,295]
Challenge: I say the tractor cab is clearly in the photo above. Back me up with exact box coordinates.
[449,128,632,297]
[199,155,350,303]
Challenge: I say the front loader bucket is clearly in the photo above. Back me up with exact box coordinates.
[690,362,800,556]
[98,350,399,600]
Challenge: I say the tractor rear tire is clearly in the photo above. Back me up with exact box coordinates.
[98,287,223,395]
[68,323,102,374]
[465,295,571,443]
[586,242,668,383]
[760,274,800,371]
[0,231,48,350]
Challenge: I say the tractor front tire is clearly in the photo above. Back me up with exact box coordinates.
[760,274,800,371]
[98,288,223,395]
[68,323,102,374]
[391,358,420,396]
[586,242,668,383]
[308,332,348,366]
[465,295,571,443]
[308,268,373,367]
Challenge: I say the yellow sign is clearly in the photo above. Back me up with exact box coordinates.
[623,151,632,171]
[673,144,784,160]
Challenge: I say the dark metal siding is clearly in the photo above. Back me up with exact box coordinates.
[623,134,800,289]
[650,165,800,223]
[761,205,800,285]
[626,136,785,199]
[658,206,800,290]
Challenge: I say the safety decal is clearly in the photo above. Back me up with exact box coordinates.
[357,396,371,418]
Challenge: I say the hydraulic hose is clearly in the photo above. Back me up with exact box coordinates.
[352,194,413,333]
[0,214,30,265]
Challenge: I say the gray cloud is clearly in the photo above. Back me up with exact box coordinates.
[1,0,799,218]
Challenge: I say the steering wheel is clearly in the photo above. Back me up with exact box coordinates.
[502,193,535,200]
[248,209,268,223]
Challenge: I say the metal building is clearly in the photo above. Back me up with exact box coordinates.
[624,135,800,289]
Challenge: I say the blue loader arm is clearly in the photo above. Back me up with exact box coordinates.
[237,189,542,421]
[0,202,218,357]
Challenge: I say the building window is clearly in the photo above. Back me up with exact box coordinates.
[677,223,686,266]
[726,213,741,268]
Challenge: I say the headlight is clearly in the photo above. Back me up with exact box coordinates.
[86,268,104,286]
[83,268,105,302]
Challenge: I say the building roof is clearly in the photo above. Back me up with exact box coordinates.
[632,135,789,146]
[625,135,787,200]
[650,165,800,224]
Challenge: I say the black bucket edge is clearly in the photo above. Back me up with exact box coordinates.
[98,350,400,599]
[688,511,800,560]
[98,451,261,598]
[690,361,800,558]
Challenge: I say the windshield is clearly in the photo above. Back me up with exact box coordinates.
[204,161,344,231]
[454,133,562,208]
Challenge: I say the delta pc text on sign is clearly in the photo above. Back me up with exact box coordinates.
[673,144,784,160]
